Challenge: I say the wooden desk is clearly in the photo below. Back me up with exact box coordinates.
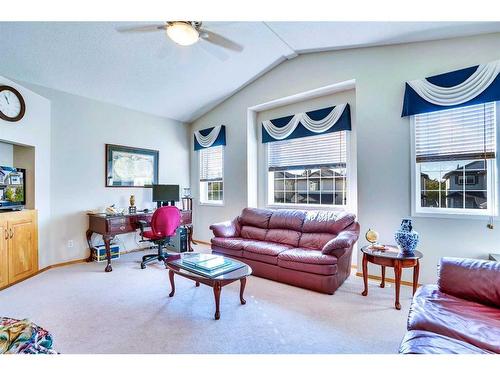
[86,210,193,272]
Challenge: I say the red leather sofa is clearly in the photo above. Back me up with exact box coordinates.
[399,257,500,354]
[209,207,360,294]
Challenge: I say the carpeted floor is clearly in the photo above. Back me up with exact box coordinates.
[0,245,413,354]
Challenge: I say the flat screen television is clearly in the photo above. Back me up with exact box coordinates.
[0,166,26,210]
[152,184,180,206]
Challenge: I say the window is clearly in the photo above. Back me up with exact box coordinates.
[413,102,497,215]
[199,145,224,204]
[267,131,347,206]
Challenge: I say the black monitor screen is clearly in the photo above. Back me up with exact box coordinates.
[152,184,180,202]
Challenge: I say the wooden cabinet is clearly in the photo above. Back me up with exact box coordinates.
[0,210,38,288]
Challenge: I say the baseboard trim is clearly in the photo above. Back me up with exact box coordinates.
[193,239,211,246]
[355,272,420,288]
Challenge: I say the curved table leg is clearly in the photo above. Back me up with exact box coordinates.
[86,230,94,262]
[213,281,221,320]
[394,261,402,310]
[168,270,175,297]
[413,260,420,296]
[103,235,114,272]
[195,281,200,287]
[361,253,368,296]
[380,266,386,288]
[239,277,247,305]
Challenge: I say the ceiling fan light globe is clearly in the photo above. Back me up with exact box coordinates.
[166,22,199,46]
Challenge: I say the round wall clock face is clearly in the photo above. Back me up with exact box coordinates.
[0,85,26,122]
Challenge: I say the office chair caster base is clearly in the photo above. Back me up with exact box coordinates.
[140,262,146,269]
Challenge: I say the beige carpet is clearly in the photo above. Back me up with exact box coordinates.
[0,246,413,354]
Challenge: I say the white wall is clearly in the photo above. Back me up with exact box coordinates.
[0,76,52,268]
[19,82,191,265]
[0,141,13,165]
[190,32,500,284]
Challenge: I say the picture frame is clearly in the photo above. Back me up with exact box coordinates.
[105,144,159,187]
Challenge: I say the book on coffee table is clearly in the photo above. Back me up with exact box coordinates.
[170,256,245,278]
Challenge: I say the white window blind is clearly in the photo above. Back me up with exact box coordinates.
[268,131,346,171]
[415,102,496,162]
[199,146,223,182]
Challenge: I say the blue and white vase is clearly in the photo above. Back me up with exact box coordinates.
[394,219,419,256]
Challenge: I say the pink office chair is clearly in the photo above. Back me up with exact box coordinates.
[138,206,181,269]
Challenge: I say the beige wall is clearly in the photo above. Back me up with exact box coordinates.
[190,32,500,284]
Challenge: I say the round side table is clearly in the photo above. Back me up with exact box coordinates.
[361,245,423,310]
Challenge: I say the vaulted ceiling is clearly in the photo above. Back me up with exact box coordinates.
[1,21,500,122]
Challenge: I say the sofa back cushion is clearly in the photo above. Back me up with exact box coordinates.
[438,257,500,308]
[239,207,273,229]
[265,229,302,247]
[302,211,355,235]
[240,226,268,241]
[268,209,306,231]
[299,232,336,250]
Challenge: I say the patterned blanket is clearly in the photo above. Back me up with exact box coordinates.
[0,317,57,354]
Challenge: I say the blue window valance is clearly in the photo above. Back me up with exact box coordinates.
[261,104,351,143]
[402,59,500,117]
[194,125,226,151]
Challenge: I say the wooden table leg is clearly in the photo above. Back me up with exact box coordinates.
[413,260,420,296]
[168,270,175,297]
[239,277,247,305]
[213,281,221,320]
[380,266,386,288]
[103,235,114,272]
[394,261,402,310]
[195,281,200,287]
[361,253,368,296]
[85,230,94,262]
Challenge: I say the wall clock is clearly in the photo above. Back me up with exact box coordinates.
[0,85,26,122]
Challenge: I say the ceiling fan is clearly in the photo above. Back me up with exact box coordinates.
[117,21,243,52]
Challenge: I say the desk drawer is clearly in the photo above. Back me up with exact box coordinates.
[107,218,134,233]
[181,211,192,225]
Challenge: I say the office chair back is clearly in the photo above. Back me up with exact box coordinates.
[151,206,181,238]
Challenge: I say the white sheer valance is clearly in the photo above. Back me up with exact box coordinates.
[262,104,347,141]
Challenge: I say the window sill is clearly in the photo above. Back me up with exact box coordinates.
[266,203,347,211]
[199,201,225,207]
[412,210,497,221]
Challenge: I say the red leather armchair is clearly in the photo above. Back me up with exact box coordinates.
[210,208,360,294]
[400,257,500,354]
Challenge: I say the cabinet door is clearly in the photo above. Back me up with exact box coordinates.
[8,214,37,284]
[0,219,8,289]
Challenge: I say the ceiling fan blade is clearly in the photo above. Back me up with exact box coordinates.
[199,29,243,52]
[116,24,167,33]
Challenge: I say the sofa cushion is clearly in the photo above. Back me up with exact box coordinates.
[265,229,301,247]
[211,246,243,258]
[240,226,268,241]
[278,248,338,265]
[302,210,355,234]
[268,209,306,231]
[238,207,273,229]
[438,257,500,308]
[211,237,245,250]
[242,240,292,265]
[278,259,338,276]
[399,330,492,354]
[407,285,500,353]
[298,232,336,250]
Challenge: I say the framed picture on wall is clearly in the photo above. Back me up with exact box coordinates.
[105,144,159,187]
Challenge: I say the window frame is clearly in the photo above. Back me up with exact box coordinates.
[410,114,498,219]
[199,146,224,206]
[264,131,352,210]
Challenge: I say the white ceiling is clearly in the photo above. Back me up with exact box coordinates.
[1,21,500,123]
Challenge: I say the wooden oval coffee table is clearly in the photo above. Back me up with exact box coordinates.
[166,254,252,320]
[361,245,423,310]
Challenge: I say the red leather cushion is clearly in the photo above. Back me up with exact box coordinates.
[238,207,273,229]
[268,209,306,231]
[438,257,500,308]
[278,259,338,275]
[408,285,500,353]
[298,232,336,250]
[302,211,355,234]
[278,248,338,265]
[212,246,243,258]
[211,237,245,250]
[265,229,301,247]
[399,330,492,354]
[243,240,292,256]
[240,225,268,240]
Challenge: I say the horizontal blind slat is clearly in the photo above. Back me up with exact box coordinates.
[199,146,223,181]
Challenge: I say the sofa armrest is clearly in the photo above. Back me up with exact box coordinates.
[438,257,500,307]
[209,218,241,238]
[321,222,360,257]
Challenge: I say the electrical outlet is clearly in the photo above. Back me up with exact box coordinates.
[67,240,74,248]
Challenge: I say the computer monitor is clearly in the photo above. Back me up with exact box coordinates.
[152,184,180,207]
